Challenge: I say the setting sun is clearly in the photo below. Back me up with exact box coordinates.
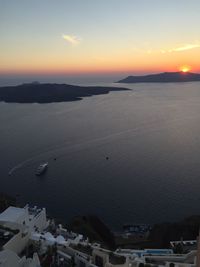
[180,65,191,73]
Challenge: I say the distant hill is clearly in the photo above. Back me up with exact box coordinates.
[118,72,200,83]
[0,83,129,103]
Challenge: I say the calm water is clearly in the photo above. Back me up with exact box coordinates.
[1,82,200,229]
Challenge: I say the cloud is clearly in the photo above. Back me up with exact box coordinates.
[172,44,200,52]
[161,43,200,54]
[62,34,81,45]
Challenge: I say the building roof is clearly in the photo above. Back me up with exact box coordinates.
[0,249,20,266]
[0,249,41,267]
[0,206,25,223]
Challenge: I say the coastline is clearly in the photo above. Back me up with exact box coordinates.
[1,192,199,249]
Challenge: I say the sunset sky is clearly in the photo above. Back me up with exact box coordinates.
[1,0,200,76]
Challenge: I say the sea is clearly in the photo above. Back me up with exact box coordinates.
[1,75,200,230]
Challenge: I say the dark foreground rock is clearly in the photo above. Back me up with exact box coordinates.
[0,83,129,103]
[0,193,16,212]
[68,215,116,249]
[116,216,200,249]
[147,216,200,248]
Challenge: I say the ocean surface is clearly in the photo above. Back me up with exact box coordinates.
[1,81,200,229]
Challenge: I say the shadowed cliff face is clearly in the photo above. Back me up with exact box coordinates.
[68,215,116,249]
[147,216,200,249]
[0,83,129,103]
[0,193,16,212]
[118,72,200,83]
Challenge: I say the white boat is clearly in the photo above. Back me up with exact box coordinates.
[35,162,48,176]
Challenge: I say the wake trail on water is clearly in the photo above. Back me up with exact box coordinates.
[8,125,148,175]
[8,116,185,175]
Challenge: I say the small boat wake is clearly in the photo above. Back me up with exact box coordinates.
[7,140,72,176]
[7,124,157,176]
[8,117,175,176]
[8,156,40,176]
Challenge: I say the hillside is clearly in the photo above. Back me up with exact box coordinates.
[0,82,129,103]
[118,72,200,83]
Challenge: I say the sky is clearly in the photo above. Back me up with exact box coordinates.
[1,0,200,77]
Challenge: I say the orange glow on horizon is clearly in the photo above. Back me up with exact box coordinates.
[0,61,199,76]
[179,65,191,73]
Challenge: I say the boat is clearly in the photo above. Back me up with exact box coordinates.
[35,162,48,176]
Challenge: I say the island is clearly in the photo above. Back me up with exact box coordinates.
[118,71,200,83]
[0,82,129,103]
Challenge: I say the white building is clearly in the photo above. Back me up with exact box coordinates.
[0,249,41,267]
[0,205,49,255]
[0,205,48,232]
